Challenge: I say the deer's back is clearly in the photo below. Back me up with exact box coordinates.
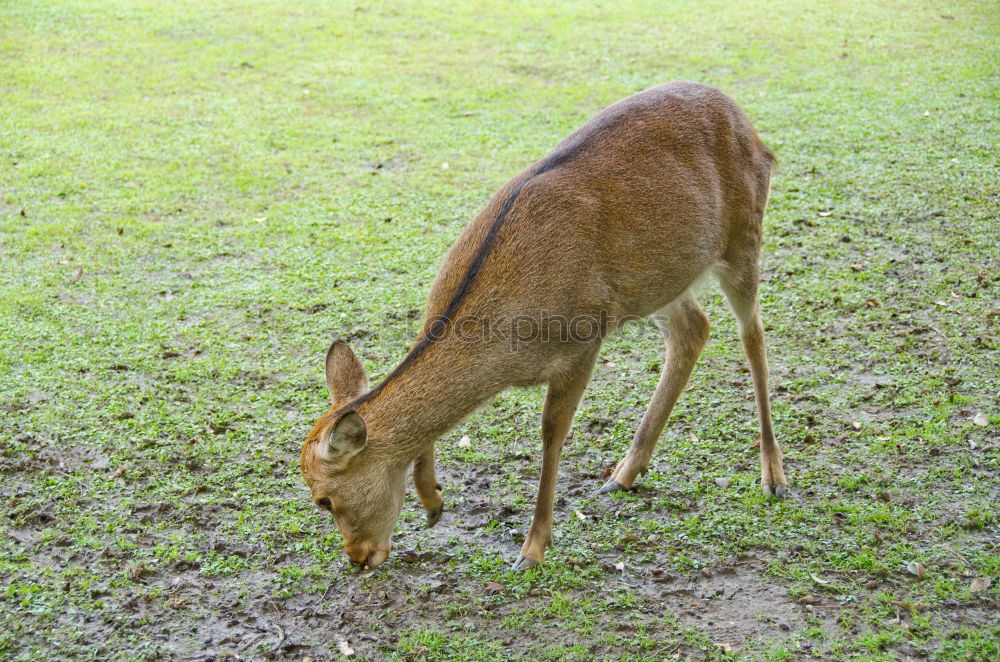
[426,82,773,345]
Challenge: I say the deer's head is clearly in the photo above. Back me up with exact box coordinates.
[300,341,405,568]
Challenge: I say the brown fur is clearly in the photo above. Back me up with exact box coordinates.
[301,82,786,569]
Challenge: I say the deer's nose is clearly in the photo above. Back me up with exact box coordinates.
[366,546,390,568]
[343,540,370,565]
[344,540,389,568]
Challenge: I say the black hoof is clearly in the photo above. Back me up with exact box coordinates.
[426,504,443,528]
[598,478,629,495]
[512,555,539,571]
[762,483,788,498]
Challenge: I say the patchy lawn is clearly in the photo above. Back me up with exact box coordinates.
[1,0,997,660]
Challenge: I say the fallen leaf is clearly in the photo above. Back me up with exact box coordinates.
[970,577,992,593]
[128,562,147,581]
[905,561,925,579]
[613,561,625,572]
[714,642,733,653]
[797,594,819,605]
[817,210,833,217]
[457,435,472,447]
[853,421,862,430]
[165,593,187,608]
[714,477,731,488]
[973,412,989,427]
[484,582,503,595]
[574,510,588,521]
[74,267,84,281]
[809,573,830,585]
[337,639,355,656]
[441,162,449,170]
[891,600,927,613]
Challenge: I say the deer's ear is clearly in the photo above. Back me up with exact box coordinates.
[321,411,368,464]
[325,340,369,404]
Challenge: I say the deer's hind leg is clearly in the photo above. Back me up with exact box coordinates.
[716,257,787,497]
[600,291,710,494]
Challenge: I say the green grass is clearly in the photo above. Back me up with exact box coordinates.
[2,0,998,660]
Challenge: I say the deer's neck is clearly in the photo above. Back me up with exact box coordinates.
[356,340,501,462]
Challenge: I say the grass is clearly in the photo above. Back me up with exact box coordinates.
[1,0,998,660]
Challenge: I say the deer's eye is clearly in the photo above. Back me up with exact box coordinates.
[316,497,332,511]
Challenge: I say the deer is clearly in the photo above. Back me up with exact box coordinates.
[301,81,786,571]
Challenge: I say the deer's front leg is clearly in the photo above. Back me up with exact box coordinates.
[413,447,443,528]
[513,356,596,570]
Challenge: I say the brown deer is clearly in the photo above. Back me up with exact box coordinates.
[301,82,786,570]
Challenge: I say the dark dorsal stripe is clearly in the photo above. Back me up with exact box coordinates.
[326,119,610,422]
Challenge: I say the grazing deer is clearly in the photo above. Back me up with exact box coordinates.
[301,82,786,570]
